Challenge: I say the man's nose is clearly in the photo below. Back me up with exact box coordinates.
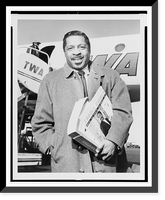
[73,47,81,55]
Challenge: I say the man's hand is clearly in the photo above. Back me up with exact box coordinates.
[95,139,116,161]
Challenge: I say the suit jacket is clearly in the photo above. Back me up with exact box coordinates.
[31,62,133,173]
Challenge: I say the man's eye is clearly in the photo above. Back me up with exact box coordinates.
[67,47,73,51]
[79,45,86,50]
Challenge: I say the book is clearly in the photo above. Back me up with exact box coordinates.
[67,86,113,154]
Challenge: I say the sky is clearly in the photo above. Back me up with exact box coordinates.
[17,19,140,45]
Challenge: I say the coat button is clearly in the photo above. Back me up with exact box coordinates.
[79,169,85,173]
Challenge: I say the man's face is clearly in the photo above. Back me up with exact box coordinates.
[64,35,90,70]
[97,112,104,121]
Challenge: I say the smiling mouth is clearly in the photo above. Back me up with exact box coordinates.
[72,56,83,60]
[72,57,84,64]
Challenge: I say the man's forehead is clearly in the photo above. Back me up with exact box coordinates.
[66,35,86,45]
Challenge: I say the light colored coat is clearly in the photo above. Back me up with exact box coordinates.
[31,62,133,172]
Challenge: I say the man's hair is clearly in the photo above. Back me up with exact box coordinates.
[63,30,91,52]
[97,110,103,116]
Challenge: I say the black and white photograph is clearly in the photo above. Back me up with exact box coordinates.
[4,4,158,193]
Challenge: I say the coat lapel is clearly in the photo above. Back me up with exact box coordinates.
[64,63,86,101]
[88,63,105,101]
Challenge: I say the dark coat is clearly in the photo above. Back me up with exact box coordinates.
[31,62,133,172]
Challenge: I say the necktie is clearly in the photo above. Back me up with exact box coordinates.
[78,70,88,97]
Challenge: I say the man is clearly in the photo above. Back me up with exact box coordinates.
[31,30,133,173]
[97,111,111,136]
[27,41,41,57]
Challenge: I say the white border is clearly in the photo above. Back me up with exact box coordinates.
[6,6,153,188]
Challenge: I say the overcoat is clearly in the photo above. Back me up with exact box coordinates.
[31,62,133,173]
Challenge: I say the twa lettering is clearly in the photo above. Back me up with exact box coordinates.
[24,61,43,76]
[92,52,139,76]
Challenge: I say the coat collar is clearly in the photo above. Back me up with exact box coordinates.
[90,63,105,77]
[64,63,75,78]
[63,61,105,78]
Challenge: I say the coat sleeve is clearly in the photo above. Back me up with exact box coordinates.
[31,75,55,154]
[106,70,133,149]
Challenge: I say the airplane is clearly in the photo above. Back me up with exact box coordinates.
[17,34,143,172]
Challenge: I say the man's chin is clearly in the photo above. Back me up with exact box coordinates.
[69,62,86,70]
